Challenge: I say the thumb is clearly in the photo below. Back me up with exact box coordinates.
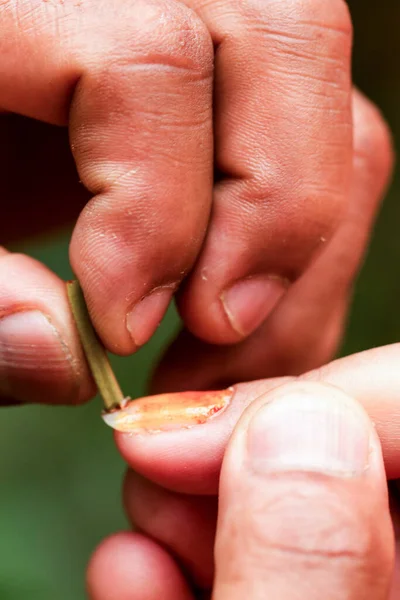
[213,381,394,600]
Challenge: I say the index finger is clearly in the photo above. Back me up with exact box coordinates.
[1,0,213,354]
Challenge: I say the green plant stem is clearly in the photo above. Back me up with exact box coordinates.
[67,280,124,412]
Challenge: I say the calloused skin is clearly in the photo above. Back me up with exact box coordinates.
[0,0,394,407]
[88,346,400,600]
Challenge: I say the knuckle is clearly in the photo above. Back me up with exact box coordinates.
[85,1,213,78]
[235,0,352,42]
[226,0,353,100]
[128,0,213,75]
[166,5,214,73]
[240,173,345,271]
[303,184,347,238]
[73,184,201,283]
[242,480,379,572]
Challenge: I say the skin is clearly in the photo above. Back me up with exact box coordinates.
[88,345,400,599]
[0,0,396,596]
[0,0,394,407]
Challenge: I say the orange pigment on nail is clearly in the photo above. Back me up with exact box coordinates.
[102,388,234,433]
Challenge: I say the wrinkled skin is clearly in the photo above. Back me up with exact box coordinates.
[0,0,393,406]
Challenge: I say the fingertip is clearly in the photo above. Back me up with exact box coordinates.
[220,276,287,339]
[87,532,193,600]
[112,383,292,494]
[123,470,217,589]
[214,381,394,600]
[113,408,229,495]
[224,381,388,492]
[0,253,94,405]
[178,274,287,345]
[114,426,222,495]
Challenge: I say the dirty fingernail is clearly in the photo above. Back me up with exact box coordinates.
[102,388,234,433]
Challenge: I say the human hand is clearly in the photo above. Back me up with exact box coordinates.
[0,0,393,405]
[87,343,400,599]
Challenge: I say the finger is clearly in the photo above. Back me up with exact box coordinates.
[149,309,342,395]
[213,381,394,600]
[106,343,400,494]
[0,250,93,404]
[87,532,194,600]
[1,0,213,355]
[177,0,353,344]
[152,88,394,393]
[124,470,217,589]
[121,380,399,596]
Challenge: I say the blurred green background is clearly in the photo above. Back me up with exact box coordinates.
[1,1,399,598]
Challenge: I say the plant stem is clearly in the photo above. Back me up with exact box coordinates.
[67,280,125,412]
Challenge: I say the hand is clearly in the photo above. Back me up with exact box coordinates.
[0,0,393,405]
[87,343,400,599]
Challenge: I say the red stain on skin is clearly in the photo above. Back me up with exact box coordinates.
[103,388,234,433]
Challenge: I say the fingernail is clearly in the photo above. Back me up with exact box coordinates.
[221,276,286,337]
[0,310,75,402]
[102,388,234,433]
[127,287,173,347]
[247,391,370,477]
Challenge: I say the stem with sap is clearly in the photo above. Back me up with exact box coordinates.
[67,280,126,412]
[67,280,234,434]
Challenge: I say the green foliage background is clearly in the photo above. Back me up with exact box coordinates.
[0,1,399,597]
